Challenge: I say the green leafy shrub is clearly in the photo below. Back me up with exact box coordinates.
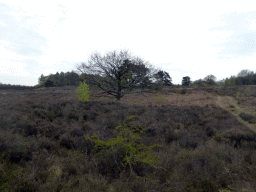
[133,100,141,104]
[85,115,164,182]
[34,84,43,88]
[237,91,242,97]
[75,81,90,102]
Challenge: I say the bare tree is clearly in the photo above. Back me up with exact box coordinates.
[75,49,156,100]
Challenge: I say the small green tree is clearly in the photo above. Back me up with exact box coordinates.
[75,81,90,102]
[38,74,47,86]
[85,115,165,182]
[224,76,236,86]
[34,84,43,88]
[58,72,66,86]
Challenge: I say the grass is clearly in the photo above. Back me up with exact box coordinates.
[133,99,141,104]
[189,97,194,102]
[153,94,166,104]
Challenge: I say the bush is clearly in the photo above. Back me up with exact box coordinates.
[239,112,256,124]
[153,94,166,104]
[34,84,43,88]
[85,115,165,182]
[193,84,198,89]
[174,88,181,94]
[75,81,90,102]
[151,83,162,91]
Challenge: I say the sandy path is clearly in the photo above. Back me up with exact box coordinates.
[215,95,256,133]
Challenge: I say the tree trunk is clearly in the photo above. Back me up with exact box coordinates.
[117,80,121,101]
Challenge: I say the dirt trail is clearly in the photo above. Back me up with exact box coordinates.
[215,95,256,133]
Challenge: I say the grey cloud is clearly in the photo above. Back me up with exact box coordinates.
[0,3,48,56]
[210,11,256,58]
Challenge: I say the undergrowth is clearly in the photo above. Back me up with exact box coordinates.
[86,115,164,183]
[0,85,256,191]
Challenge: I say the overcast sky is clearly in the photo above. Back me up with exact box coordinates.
[1,0,256,86]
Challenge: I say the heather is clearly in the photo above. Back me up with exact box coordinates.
[0,85,256,191]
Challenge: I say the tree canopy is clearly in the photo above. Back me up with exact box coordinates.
[75,49,157,100]
[203,75,217,85]
[154,70,172,86]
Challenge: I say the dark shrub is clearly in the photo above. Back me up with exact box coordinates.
[164,131,179,144]
[206,126,215,137]
[60,137,74,150]
[179,131,204,149]
[132,162,154,177]
[38,138,57,151]
[44,79,55,87]
[61,163,78,181]
[74,137,94,155]
[68,111,79,121]
[88,111,99,121]
[96,148,126,180]
[23,124,38,136]
[82,114,87,121]
[239,112,255,123]
[145,128,156,137]
[15,181,38,192]
[220,129,256,148]
[35,171,49,184]
[8,150,32,164]
[70,128,84,137]
[181,89,187,94]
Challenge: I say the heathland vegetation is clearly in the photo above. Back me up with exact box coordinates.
[1,50,256,191]
[0,84,256,191]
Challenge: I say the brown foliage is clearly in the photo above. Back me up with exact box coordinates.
[0,85,256,191]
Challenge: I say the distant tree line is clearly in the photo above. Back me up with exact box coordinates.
[36,67,256,90]
[35,49,256,97]
[37,50,174,92]
[0,83,37,91]
[37,69,173,89]
[190,75,218,87]
[189,69,256,87]
[37,70,81,88]
[222,69,256,86]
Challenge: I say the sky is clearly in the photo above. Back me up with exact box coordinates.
[0,0,256,86]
